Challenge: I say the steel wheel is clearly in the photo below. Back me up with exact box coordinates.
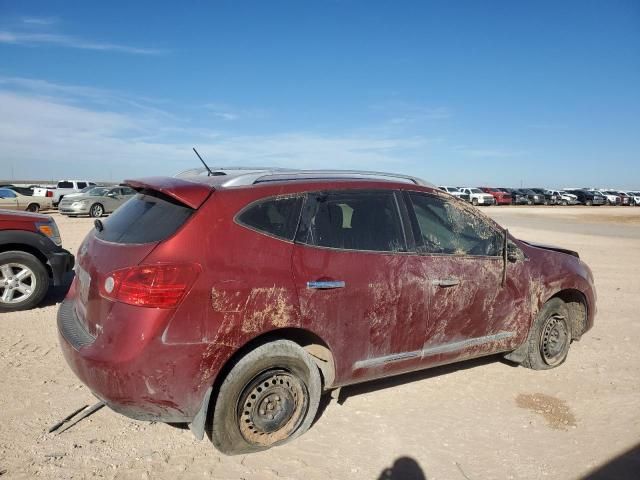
[539,314,569,366]
[0,263,37,305]
[90,203,104,217]
[237,369,309,447]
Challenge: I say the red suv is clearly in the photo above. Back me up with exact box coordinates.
[1,210,74,311]
[480,187,513,205]
[58,170,596,455]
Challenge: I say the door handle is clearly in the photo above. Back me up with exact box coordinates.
[307,280,346,290]
[432,278,460,287]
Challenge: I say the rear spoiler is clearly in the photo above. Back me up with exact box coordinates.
[124,177,213,209]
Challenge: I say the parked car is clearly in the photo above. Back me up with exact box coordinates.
[438,186,470,202]
[614,191,632,206]
[0,188,53,213]
[564,189,606,206]
[598,190,621,206]
[528,188,560,205]
[0,210,74,311]
[58,169,596,455]
[546,190,578,206]
[52,180,97,207]
[498,187,528,205]
[512,189,545,205]
[459,187,495,206]
[58,186,136,218]
[0,184,34,196]
[622,191,640,206]
[480,187,512,205]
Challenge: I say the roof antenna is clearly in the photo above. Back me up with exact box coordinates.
[193,147,214,176]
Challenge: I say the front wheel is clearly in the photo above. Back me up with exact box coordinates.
[521,298,572,370]
[89,203,104,218]
[471,198,478,206]
[585,200,593,206]
[0,251,49,312]
[210,340,321,455]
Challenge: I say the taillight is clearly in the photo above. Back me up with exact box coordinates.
[46,191,53,197]
[99,263,201,308]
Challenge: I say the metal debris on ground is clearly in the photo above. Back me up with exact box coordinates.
[48,402,105,435]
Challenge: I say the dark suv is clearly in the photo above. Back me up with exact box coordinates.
[1,210,74,311]
[564,189,606,206]
[58,170,596,455]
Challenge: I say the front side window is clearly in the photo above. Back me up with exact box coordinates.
[297,191,405,252]
[58,181,73,189]
[236,196,303,241]
[408,193,502,256]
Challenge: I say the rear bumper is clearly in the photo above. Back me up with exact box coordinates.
[57,297,233,423]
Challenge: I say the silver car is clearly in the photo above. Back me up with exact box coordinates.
[58,186,136,217]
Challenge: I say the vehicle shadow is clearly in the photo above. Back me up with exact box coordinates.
[583,443,640,479]
[377,456,426,480]
[40,270,74,307]
[314,354,508,428]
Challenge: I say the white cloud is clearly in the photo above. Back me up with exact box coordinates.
[0,30,165,55]
[21,16,59,26]
[0,85,434,181]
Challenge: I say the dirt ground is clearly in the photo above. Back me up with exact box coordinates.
[1,206,639,479]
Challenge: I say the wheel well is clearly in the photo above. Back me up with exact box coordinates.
[551,289,588,340]
[0,244,52,279]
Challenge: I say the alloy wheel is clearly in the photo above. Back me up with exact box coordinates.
[0,263,37,305]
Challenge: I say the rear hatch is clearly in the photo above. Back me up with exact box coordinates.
[74,179,211,337]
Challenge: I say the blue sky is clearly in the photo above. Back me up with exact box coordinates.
[0,0,638,187]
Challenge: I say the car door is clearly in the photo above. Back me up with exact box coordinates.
[291,189,428,385]
[403,191,529,367]
[104,188,120,212]
[0,190,19,210]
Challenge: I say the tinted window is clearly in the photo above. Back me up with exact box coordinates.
[122,187,136,195]
[58,181,73,188]
[0,189,17,198]
[237,196,303,240]
[77,182,87,189]
[95,190,193,244]
[297,191,405,252]
[408,193,501,256]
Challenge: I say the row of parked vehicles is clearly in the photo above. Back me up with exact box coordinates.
[0,180,135,217]
[439,186,640,206]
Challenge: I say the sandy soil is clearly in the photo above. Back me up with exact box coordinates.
[1,206,639,479]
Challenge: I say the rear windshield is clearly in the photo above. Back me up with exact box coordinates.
[95,189,193,244]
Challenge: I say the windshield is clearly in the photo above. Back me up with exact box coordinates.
[470,188,483,194]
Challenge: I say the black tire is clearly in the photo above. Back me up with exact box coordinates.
[585,199,593,206]
[210,340,321,455]
[26,203,40,213]
[471,198,478,206]
[521,298,572,370]
[0,251,49,312]
[527,199,533,205]
[89,203,104,218]
[561,200,568,206]
[543,200,549,206]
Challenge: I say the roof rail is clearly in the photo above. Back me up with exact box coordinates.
[175,166,433,188]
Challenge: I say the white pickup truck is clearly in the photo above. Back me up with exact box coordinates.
[52,180,96,207]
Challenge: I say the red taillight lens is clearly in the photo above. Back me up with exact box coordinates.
[99,263,201,308]
[46,191,53,197]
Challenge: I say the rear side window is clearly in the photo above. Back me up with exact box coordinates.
[77,182,87,189]
[95,190,193,244]
[297,191,405,252]
[236,196,303,241]
[408,193,501,256]
[58,181,73,188]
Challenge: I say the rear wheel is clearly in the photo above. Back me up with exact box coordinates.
[210,340,321,455]
[471,198,478,206]
[521,298,572,370]
[585,199,593,206]
[89,203,104,218]
[0,251,49,312]
[26,203,40,213]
